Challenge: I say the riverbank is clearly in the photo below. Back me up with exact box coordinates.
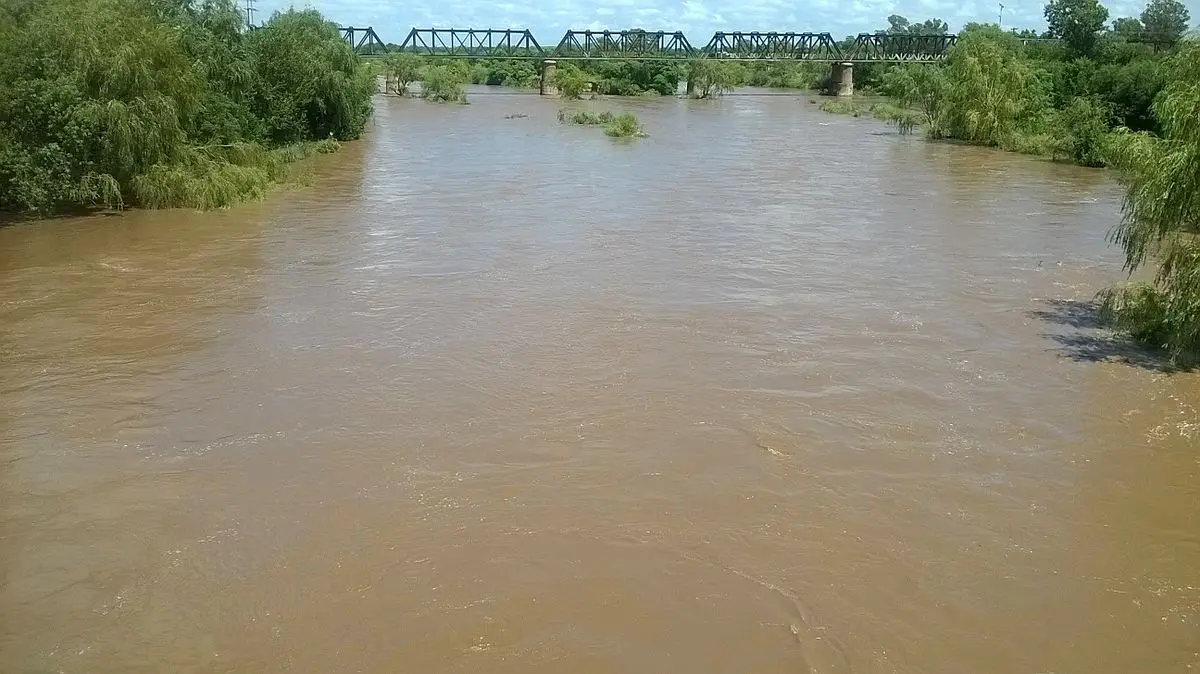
[0,0,374,215]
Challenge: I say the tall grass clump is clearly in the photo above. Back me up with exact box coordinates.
[869,103,922,134]
[818,100,862,117]
[558,109,616,125]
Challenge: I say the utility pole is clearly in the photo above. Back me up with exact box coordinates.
[242,0,257,30]
[998,2,1005,27]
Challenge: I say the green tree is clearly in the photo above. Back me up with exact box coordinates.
[1100,41,1200,359]
[1112,16,1146,39]
[247,9,375,143]
[1140,0,1190,42]
[880,15,949,34]
[940,25,1047,144]
[551,63,591,99]
[879,65,949,137]
[384,53,423,95]
[420,64,468,103]
[1044,0,1110,56]
[1051,96,1113,165]
[686,60,740,98]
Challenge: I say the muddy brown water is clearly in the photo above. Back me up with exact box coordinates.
[2,88,1198,673]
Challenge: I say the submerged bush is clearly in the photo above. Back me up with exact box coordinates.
[420,64,469,103]
[557,109,644,138]
[686,60,740,99]
[602,113,644,138]
[869,103,922,134]
[558,109,616,125]
[818,100,862,116]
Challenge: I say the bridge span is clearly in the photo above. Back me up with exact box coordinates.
[340,26,960,96]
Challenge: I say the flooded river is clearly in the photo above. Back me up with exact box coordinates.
[2,88,1198,673]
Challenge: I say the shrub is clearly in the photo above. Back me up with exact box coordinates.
[420,64,469,103]
[603,113,644,138]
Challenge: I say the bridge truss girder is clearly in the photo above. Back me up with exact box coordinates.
[341,26,388,55]
[846,33,956,61]
[553,30,695,58]
[369,27,963,62]
[700,32,842,60]
[399,28,544,57]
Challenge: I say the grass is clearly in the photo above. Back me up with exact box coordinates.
[558,109,615,125]
[557,109,645,138]
[129,139,342,210]
[868,103,922,135]
[998,131,1057,157]
[818,99,862,117]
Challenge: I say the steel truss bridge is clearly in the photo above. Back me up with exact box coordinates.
[339,26,959,62]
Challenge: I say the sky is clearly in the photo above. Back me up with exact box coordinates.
[249,0,1196,44]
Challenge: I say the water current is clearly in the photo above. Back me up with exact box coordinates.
[2,88,1198,673]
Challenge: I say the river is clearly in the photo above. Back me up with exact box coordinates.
[2,88,1198,673]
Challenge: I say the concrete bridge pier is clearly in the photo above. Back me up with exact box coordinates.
[831,62,854,96]
[539,60,558,96]
[685,76,695,97]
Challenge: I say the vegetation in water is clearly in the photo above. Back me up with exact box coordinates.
[557,109,645,138]
[558,110,616,125]
[420,63,470,103]
[0,0,374,214]
[869,103,922,135]
[602,113,645,138]
[686,60,741,99]
[382,53,423,95]
[818,100,863,117]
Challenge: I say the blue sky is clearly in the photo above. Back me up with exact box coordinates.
[251,0,1194,42]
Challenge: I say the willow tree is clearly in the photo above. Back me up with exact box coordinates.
[0,0,374,213]
[1100,42,1200,359]
[938,25,1047,146]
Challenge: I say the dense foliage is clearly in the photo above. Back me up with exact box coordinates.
[860,4,1197,356]
[1099,42,1200,360]
[0,0,375,213]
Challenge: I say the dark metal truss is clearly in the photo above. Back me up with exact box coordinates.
[360,27,969,61]
[844,33,957,61]
[700,32,842,59]
[399,28,545,57]
[340,26,388,55]
[552,30,695,58]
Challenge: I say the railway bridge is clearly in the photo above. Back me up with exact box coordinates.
[340,27,960,95]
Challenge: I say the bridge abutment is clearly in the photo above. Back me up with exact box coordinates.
[832,62,854,96]
[539,60,558,96]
